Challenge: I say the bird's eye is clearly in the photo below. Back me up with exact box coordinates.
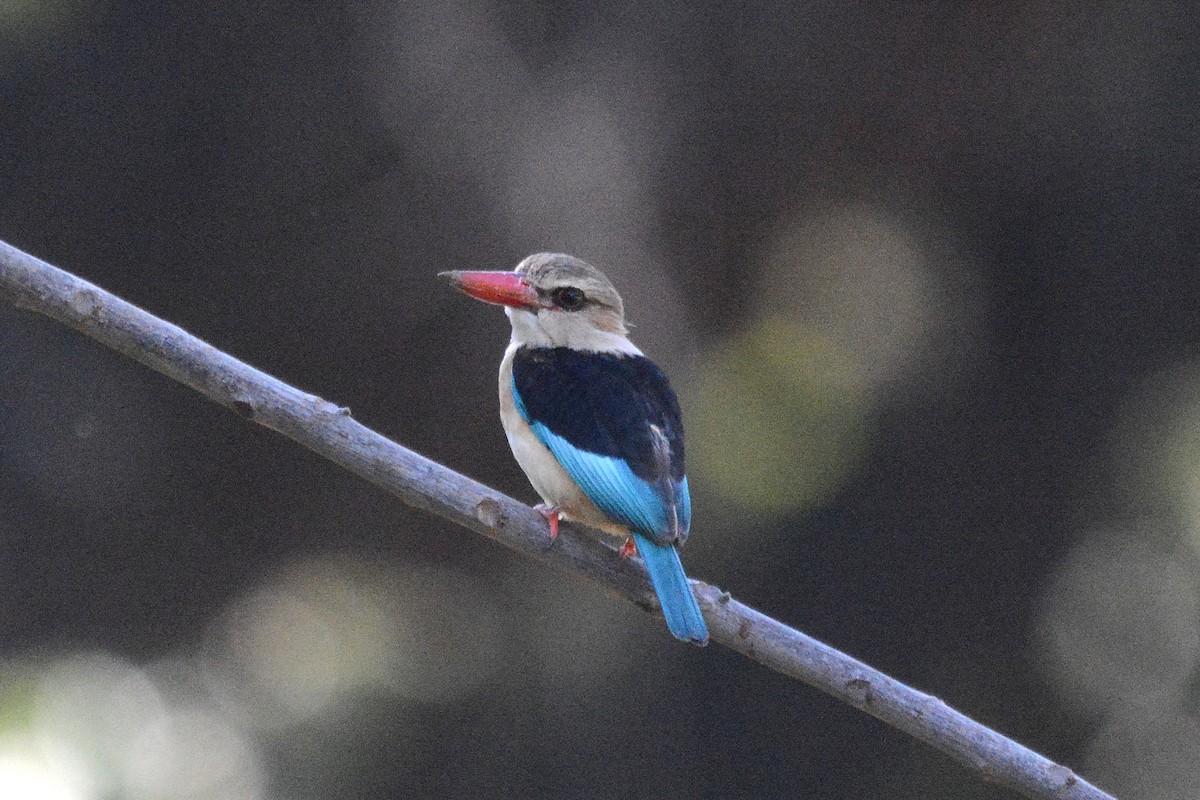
[551,286,587,311]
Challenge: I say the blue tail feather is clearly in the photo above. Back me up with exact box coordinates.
[632,533,708,645]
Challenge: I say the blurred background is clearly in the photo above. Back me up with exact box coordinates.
[1,2,1198,798]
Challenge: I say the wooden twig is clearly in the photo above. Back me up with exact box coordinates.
[0,238,1114,800]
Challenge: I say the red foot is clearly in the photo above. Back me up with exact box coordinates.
[534,504,561,540]
[619,538,637,560]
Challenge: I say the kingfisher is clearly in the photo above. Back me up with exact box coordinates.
[441,253,708,645]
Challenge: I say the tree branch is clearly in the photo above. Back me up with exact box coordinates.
[0,238,1113,800]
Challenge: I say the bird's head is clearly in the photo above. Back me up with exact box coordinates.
[441,253,635,351]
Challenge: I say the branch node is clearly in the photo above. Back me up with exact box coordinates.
[314,399,352,418]
[693,582,731,609]
[846,677,876,707]
[473,497,506,531]
[70,287,100,317]
[1048,765,1079,790]
[230,399,256,419]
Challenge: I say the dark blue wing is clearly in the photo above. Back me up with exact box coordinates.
[511,346,690,544]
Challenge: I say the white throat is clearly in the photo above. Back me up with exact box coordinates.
[505,307,643,355]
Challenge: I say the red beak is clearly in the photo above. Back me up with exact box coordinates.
[440,270,542,310]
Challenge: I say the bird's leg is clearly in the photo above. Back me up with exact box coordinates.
[619,537,637,560]
[534,504,561,540]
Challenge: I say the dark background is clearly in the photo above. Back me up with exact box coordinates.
[2,3,1199,798]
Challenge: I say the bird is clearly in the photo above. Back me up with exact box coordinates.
[440,253,708,645]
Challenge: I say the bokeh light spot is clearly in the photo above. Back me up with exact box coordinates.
[755,206,946,390]
[122,705,262,800]
[0,747,86,800]
[1035,535,1200,713]
[686,317,871,514]
[221,555,506,720]
[0,651,264,800]
[1082,696,1200,799]
[1108,363,1200,556]
[31,653,167,798]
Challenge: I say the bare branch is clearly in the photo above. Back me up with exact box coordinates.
[0,239,1114,800]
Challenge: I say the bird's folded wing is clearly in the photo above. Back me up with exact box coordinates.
[528,419,685,538]
[509,347,691,544]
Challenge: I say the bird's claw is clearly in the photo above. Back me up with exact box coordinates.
[619,538,637,560]
[534,504,561,540]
